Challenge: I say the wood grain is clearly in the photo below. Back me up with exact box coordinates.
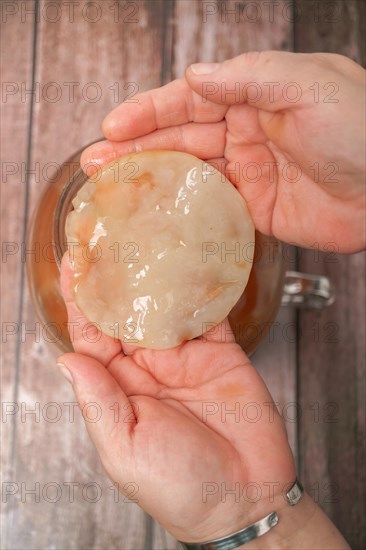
[1,0,365,548]
[294,1,366,548]
[173,0,292,77]
[294,0,366,65]
[0,1,36,546]
[298,251,366,549]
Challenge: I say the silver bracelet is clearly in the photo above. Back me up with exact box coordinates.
[286,478,303,506]
[179,479,303,550]
[179,511,278,550]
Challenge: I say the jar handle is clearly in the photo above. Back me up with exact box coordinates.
[281,271,335,309]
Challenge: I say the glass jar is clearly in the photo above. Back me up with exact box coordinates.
[26,148,334,354]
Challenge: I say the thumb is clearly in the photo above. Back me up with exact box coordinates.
[57,352,135,470]
[186,51,313,111]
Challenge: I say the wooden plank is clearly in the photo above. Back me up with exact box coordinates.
[8,2,169,549]
[294,1,366,547]
[0,1,36,547]
[297,251,366,549]
[173,0,292,77]
[294,0,366,65]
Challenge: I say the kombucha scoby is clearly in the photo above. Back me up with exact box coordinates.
[65,151,255,349]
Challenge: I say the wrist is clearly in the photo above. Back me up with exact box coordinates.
[238,492,350,550]
[179,490,350,550]
[177,480,299,547]
[236,491,314,549]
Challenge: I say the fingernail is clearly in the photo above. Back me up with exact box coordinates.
[190,62,220,75]
[57,362,73,384]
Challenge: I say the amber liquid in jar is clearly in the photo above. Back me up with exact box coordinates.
[27,149,285,354]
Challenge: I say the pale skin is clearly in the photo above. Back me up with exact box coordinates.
[81,50,365,253]
[58,51,365,548]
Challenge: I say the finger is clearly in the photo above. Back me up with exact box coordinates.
[186,51,321,111]
[119,309,233,361]
[80,122,226,174]
[102,78,228,141]
[205,157,227,172]
[198,318,236,344]
[57,352,135,473]
[107,315,236,397]
[60,253,123,365]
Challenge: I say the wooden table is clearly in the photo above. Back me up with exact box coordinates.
[1,1,365,548]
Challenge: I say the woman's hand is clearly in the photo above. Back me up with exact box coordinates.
[57,51,358,548]
[58,254,295,543]
[58,255,350,548]
[81,51,365,253]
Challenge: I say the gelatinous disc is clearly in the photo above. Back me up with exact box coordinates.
[66,151,254,349]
